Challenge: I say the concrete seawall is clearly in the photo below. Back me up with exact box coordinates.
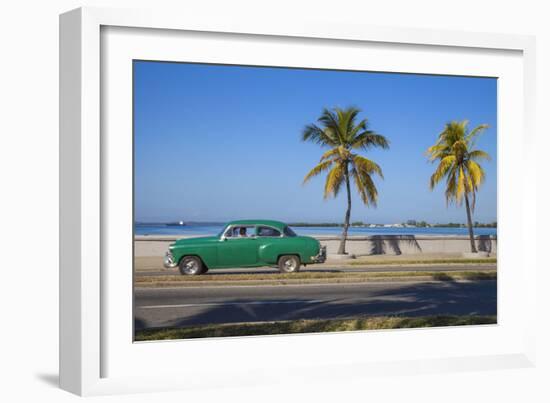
[134,235,497,257]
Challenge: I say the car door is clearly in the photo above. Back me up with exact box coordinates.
[216,225,259,267]
[256,225,284,264]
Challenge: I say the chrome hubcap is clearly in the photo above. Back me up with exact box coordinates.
[184,260,198,274]
[284,258,296,271]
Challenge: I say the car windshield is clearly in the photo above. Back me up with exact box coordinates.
[217,226,229,238]
[283,226,297,237]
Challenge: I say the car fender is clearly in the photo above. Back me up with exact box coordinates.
[257,238,310,264]
[172,244,218,268]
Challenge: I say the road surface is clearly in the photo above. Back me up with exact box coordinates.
[134,280,497,330]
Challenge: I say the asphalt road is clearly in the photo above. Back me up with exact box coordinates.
[135,264,496,277]
[134,280,497,330]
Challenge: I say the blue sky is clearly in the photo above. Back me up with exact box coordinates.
[134,61,497,224]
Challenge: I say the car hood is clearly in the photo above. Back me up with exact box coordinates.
[173,236,219,246]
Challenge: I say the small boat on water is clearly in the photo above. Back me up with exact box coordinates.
[166,221,186,226]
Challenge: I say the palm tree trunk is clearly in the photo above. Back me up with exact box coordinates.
[464,192,477,253]
[337,166,352,255]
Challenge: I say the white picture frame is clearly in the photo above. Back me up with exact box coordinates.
[59,6,537,396]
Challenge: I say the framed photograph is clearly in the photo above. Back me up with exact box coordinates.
[60,7,537,396]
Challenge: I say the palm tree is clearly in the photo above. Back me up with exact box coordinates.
[426,120,490,253]
[302,107,389,254]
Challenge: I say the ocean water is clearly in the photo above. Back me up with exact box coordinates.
[134,223,497,237]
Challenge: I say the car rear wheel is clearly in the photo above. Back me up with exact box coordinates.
[179,256,204,275]
[278,255,301,273]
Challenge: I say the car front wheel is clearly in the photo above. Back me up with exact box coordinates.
[179,256,204,275]
[278,255,301,273]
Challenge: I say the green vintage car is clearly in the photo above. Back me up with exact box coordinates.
[163,219,326,275]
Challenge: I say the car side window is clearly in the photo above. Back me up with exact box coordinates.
[257,226,281,237]
[283,226,297,237]
[225,226,254,238]
[224,227,237,238]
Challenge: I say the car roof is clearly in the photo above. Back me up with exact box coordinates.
[225,219,287,231]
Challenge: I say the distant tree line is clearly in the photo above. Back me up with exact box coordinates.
[432,221,497,228]
[289,221,497,228]
[474,221,497,228]
[288,222,344,227]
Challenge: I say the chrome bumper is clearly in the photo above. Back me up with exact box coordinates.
[312,246,327,263]
[163,252,177,268]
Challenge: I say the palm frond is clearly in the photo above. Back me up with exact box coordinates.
[468,149,491,162]
[351,154,384,179]
[351,167,368,204]
[351,131,390,151]
[324,164,345,199]
[465,123,489,147]
[317,108,344,144]
[351,168,378,206]
[319,147,341,162]
[466,159,485,187]
[302,124,337,146]
[348,118,368,139]
[426,144,450,161]
[303,160,334,184]
[444,171,458,206]
[429,155,456,189]
[335,107,360,142]
[451,140,468,158]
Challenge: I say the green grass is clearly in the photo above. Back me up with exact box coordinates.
[135,315,497,341]
[348,258,497,266]
[135,270,496,287]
